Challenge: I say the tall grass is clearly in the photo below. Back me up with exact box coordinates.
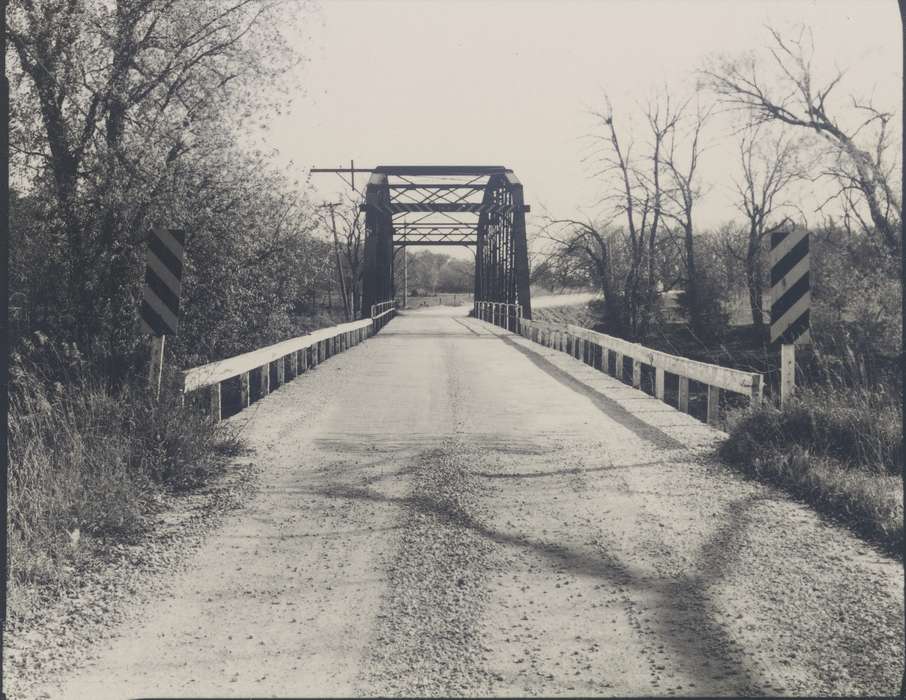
[720,385,902,557]
[9,336,242,584]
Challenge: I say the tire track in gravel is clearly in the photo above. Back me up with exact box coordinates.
[355,336,496,697]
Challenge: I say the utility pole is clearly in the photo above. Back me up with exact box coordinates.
[319,202,351,321]
[1,3,10,696]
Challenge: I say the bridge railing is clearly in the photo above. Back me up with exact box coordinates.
[513,318,763,426]
[180,318,374,422]
[371,300,397,333]
[475,301,523,332]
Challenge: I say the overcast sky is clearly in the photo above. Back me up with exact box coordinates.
[265,0,902,252]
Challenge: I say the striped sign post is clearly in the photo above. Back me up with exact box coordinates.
[140,226,186,398]
[770,229,810,407]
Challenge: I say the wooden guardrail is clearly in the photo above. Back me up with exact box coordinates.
[485,315,762,425]
[183,299,398,421]
[474,301,522,332]
[474,314,764,423]
[181,319,374,422]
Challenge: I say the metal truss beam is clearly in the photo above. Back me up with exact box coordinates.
[358,165,532,319]
[373,165,508,176]
[360,202,530,214]
[394,241,476,247]
[387,184,486,190]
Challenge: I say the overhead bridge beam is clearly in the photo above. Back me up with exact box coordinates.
[387,184,486,190]
[394,241,477,247]
[360,203,531,214]
[373,165,508,176]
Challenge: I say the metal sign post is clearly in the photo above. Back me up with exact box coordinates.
[148,335,165,398]
[140,226,186,399]
[769,228,810,407]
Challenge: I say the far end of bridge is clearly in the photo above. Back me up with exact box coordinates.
[310,164,533,321]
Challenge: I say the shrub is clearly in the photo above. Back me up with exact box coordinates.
[720,386,903,556]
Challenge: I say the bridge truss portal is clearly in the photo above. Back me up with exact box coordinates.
[361,165,532,320]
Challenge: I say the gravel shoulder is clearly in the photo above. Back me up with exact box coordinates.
[6,309,903,698]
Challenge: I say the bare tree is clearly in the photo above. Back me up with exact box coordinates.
[332,197,367,318]
[538,217,626,333]
[701,25,901,254]
[729,124,808,333]
[661,96,713,335]
[589,93,682,338]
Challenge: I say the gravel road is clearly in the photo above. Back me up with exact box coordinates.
[10,308,903,698]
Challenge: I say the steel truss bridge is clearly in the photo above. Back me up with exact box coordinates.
[350,165,532,320]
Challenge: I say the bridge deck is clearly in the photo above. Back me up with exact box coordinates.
[47,310,902,697]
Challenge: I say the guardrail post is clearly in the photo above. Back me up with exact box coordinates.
[632,360,641,389]
[210,382,221,422]
[240,372,251,408]
[260,364,270,396]
[678,376,690,412]
[289,351,298,379]
[750,375,763,406]
[276,356,285,387]
[614,352,623,381]
[655,368,665,400]
[707,385,720,424]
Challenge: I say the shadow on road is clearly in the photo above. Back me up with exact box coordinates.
[497,335,687,451]
[313,471,770,695]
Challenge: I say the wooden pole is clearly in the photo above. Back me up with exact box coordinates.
[148,335,165,400]
[780,343,796,408]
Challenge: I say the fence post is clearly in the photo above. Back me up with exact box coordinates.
[632,360,641,389]
[289,351,298,379]
[614,352,623,381]
[655,368,665,400]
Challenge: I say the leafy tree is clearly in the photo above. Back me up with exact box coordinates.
[8,0,298,379]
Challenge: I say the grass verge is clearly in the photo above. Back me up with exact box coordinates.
[9,358,243,586]
[720,386,902,558]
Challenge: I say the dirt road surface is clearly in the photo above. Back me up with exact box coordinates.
[20,309,904,698]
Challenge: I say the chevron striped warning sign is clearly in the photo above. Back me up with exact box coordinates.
[140,226,186,336]
[770,229,810,345]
